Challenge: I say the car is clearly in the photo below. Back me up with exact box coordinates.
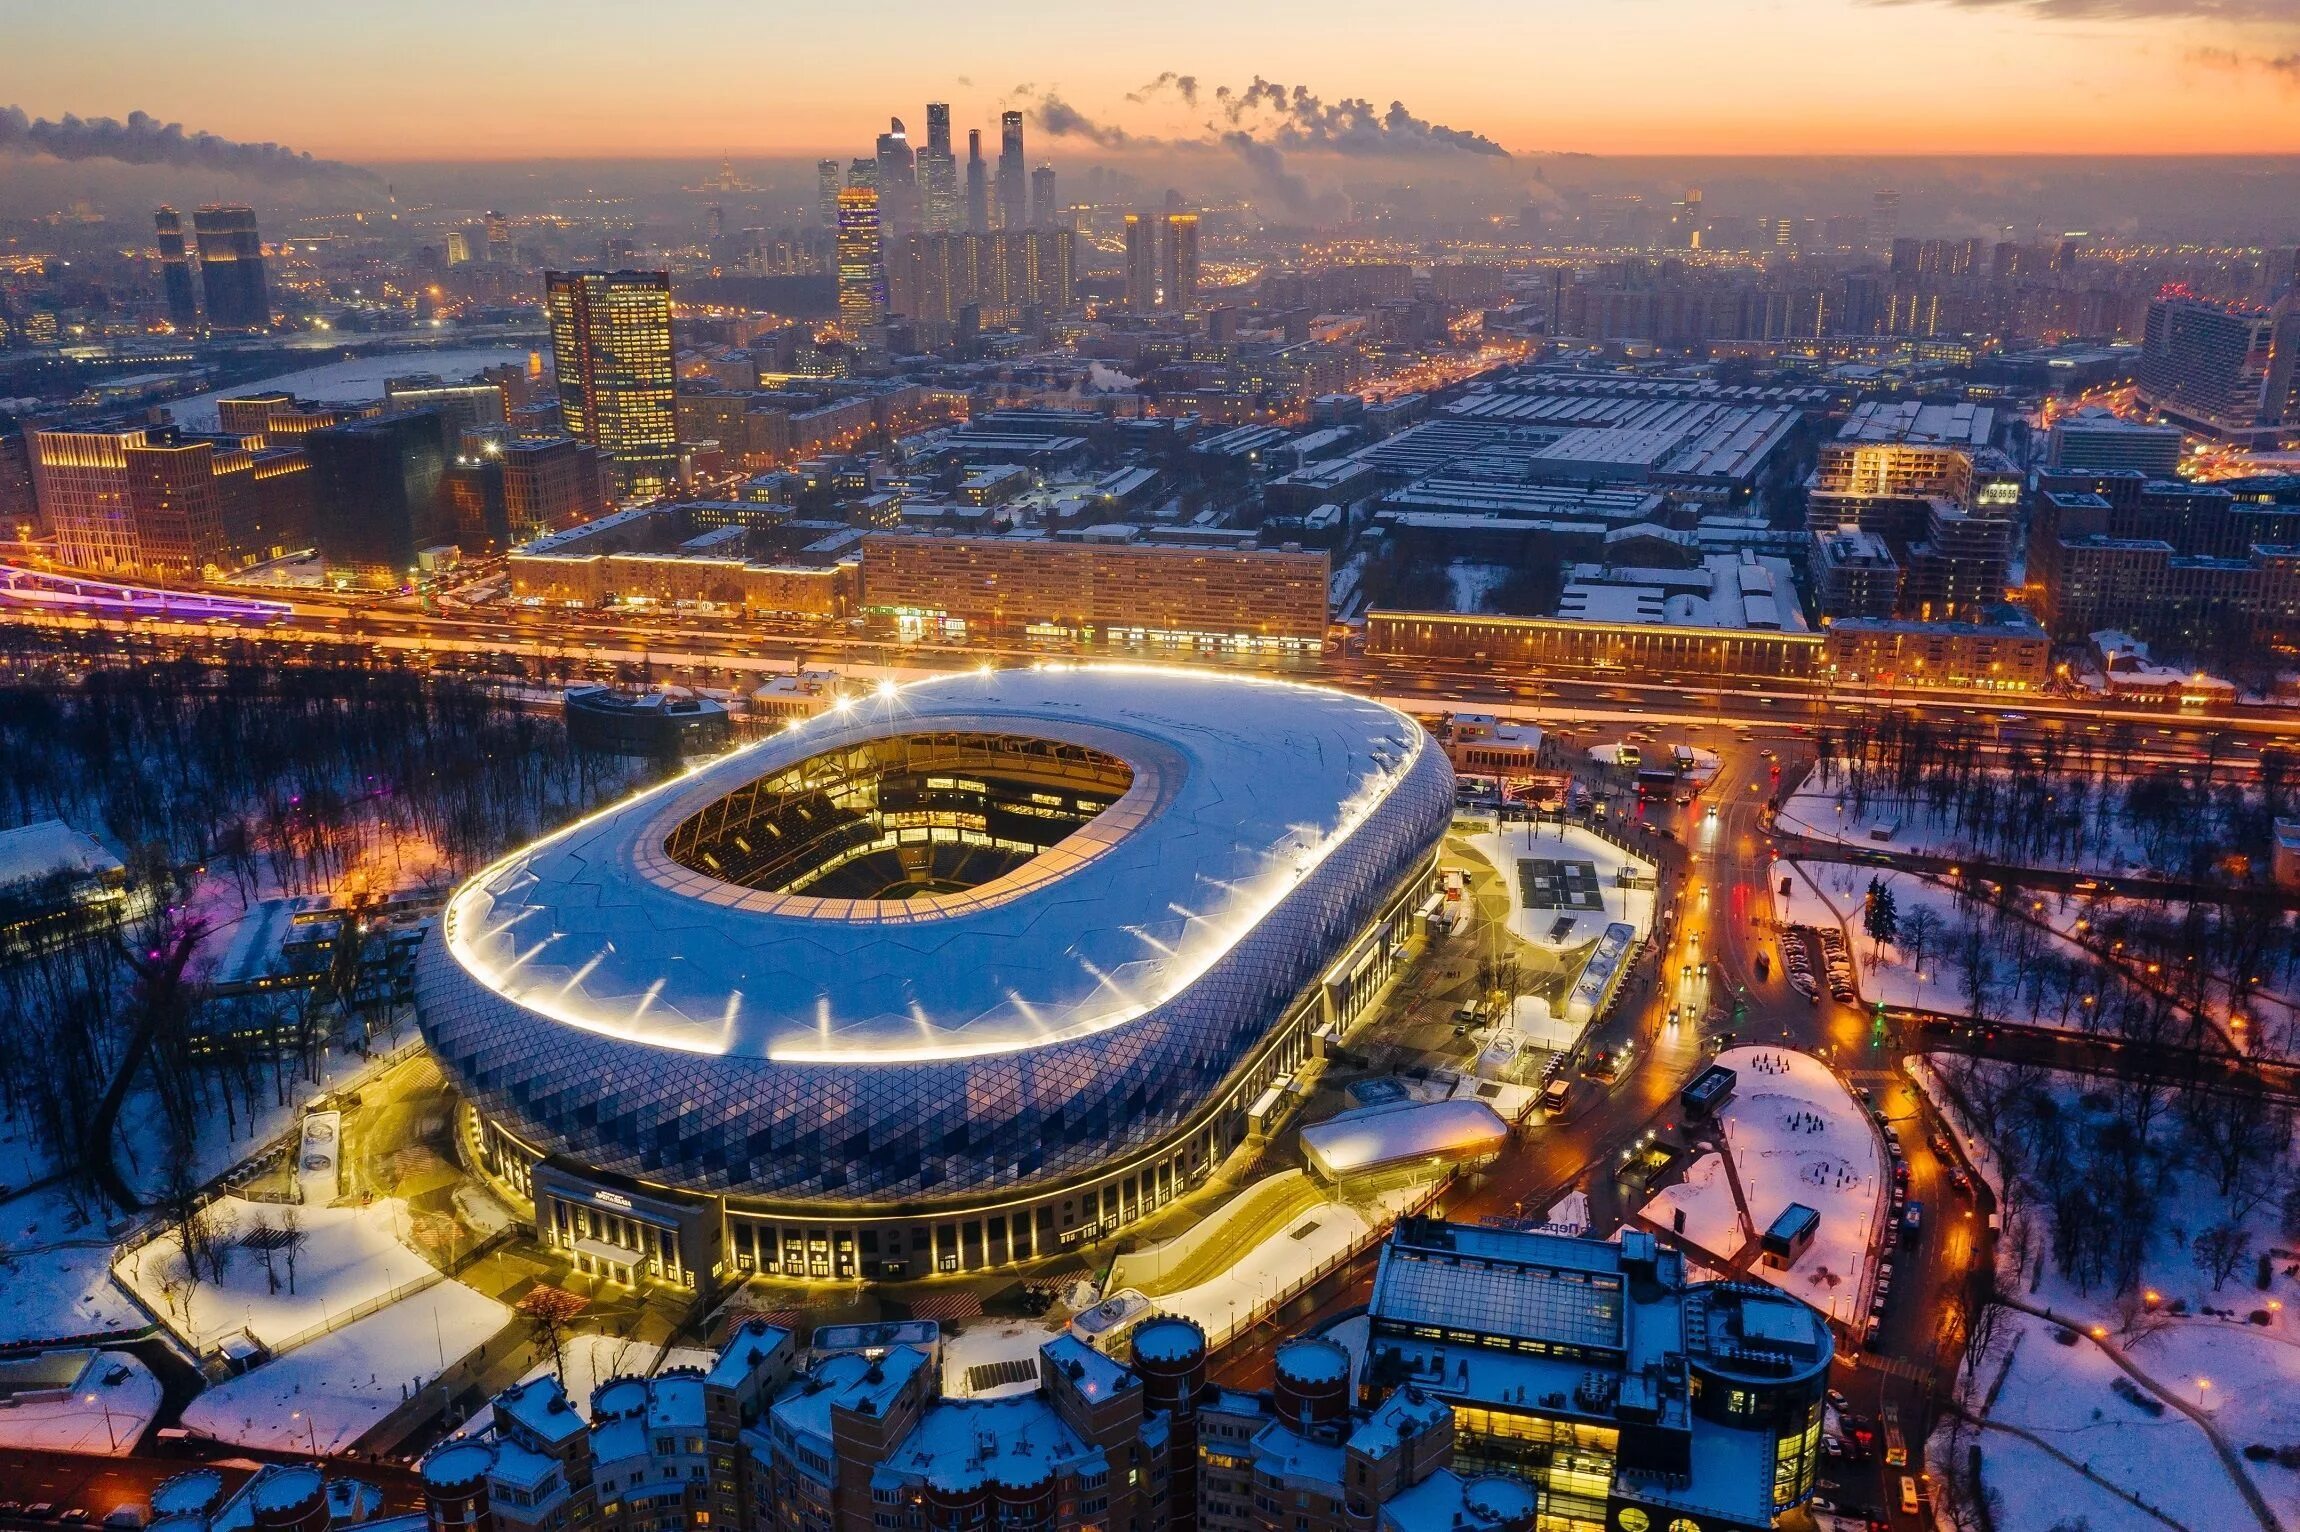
[1903,1201,1925,1238]
[0,1504,24,1519]
[1451,1007,1480,1025]
[1827,1389,1849,1411]
[1900,1476,1921,1514]
[1809,1497,1837,1515]
[27,1506,58,1522]
[60,1512,90,1527]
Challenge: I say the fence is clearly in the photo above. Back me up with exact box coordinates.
[1204,1169,1457,1353]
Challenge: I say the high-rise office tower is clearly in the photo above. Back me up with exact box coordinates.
[153,207,199,328]
[920,104,959,233]
[847,156,879,192]
[1676,187,1704,250]
[836,186,888,330]
[1870,188,1900,249]
[875,118,918,232]
[1123,214,1158,314]
[965,130,990,234]
[445,229,475,266]
[1031,165,1060,229]
[816,159,842,229]
[1161,212,1200,312]
[192,205,268,330]
[306,411,452,588]
[996,111,1026,229]
[543,270,678,501]
[484,210,512,263]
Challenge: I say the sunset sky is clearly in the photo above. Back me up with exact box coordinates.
[5,0,2298,160]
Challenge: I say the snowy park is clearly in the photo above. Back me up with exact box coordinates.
[117,1194,436,1354]
[1642,1045,1887,1330]
[1914,1051,2300,1526]
[178,1278,509,1454]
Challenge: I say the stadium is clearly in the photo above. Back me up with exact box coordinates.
[415,666,1455,1288]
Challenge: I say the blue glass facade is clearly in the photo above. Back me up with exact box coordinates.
[414,712,1455,1211]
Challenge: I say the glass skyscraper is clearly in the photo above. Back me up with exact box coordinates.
[544,270,678,501]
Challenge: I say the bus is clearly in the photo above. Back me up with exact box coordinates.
[1883,1403,1908,1468]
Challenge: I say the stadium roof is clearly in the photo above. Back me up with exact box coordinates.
[442,666,1430,1067]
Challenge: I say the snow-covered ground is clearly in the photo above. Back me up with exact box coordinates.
[0,1187,147,1346]
[1912,1053,2300,1525]
[178,1279,509,1454]
[1155,1180,1437,1349]
[117,1196,432,1353]
[0,1349,162,1456]
[1641,1046,1886,1329]
[1977,1307,2262,1531]
[1465,823,1657,954]
[1776,771,2164,876]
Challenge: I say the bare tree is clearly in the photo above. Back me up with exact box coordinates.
[279,1203,307,1295]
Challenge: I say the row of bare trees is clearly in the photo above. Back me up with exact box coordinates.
[1812,710,2289,882]
[0,646,657,1216]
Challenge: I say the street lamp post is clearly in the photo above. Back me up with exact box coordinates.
[85,1391,117,1453]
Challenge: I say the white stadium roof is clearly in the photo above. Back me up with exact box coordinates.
[443,666,1430,1066]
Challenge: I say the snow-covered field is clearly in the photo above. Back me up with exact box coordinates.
[117,1196,432,1353]
[1914,1053,2300,1525]
[1976,1307,2263,1531]
[1465,823,1657,954]
[0,1349,162,1456]
[0,1187,147,1346]
[1775,769,2191,879]
[178,1279,509,1454]
[1642,1046,1886,1329]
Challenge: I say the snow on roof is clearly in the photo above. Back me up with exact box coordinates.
[874,1394,1096,1493]
[1300,1098,1510,1180]
[0,819,121,887]
[439,666,1433,1064]
[1346,1384,1449,1459]
[1252,1419,1348,1490]
[1040,1334,1134,1402]
[494,1375,584,1446]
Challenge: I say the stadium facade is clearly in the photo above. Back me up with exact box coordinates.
[416,666,1454,1288]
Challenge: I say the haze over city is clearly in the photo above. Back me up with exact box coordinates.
[2,6,2300,1532]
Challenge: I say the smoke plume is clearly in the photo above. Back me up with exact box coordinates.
[0,106,377,181]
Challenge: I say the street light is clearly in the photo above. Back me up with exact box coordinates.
[84,1391,117,1453]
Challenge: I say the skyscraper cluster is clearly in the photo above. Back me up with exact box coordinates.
[151,204,271,332]
[1123,210,1200,314]
[831,104,1068,331]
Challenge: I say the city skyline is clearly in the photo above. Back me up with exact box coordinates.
[5,0,2300,161]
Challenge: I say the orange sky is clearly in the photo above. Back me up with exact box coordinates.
[5,0,2298,159]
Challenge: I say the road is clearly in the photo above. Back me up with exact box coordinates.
[1207,729,1980,1529]
[5,597,2298,768]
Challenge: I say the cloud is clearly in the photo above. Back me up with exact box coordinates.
[1218,132,1346,220]
[1031,94,1148,149]
[0,106,376,181]
[1127,72,1200,106]
[1870,0,2297,18]
[2190,44,2300,83]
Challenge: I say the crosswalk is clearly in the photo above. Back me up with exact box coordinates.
[1845,1349,1934,1385]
